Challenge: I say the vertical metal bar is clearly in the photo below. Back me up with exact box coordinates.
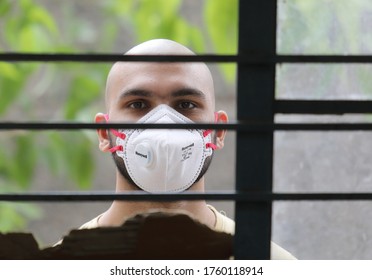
[234,0,277,259]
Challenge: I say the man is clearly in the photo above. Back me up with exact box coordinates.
[81,39,295,259]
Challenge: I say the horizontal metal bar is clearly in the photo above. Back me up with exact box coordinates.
[278,55,372,64]
[2,122,372,131]
[1,53,372,63]
[0,122,231,130]
[0,53,237,63]
[275,100,372,114]
[1,192,372,202]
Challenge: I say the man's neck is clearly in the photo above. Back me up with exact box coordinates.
[98,174,216,229]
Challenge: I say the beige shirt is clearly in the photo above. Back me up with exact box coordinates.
[208,205,296,260]
[78,205,296,260]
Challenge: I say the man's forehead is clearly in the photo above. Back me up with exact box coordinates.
[105,39,215,108]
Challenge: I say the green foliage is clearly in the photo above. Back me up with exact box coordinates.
[0,1,96,231]
[0,2,52,232]
[64,75,102,120]
[110,0,206,52]
[43,132,95,189]
[9,135,37,189]
[205,0,237,82]
[0,185,42,232]
[2,0,371,235]
[0,63,24,114]
[1,0,370,234]
[4,0,57,52]
[0,0,11,16]
[106,0,237,78]
[3,0,372,234]
[0,202,42,232]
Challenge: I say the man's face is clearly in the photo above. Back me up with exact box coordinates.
[104,61,217,189]
[106,62,215,124]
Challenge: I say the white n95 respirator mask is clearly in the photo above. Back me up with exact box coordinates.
[105,105,217,193]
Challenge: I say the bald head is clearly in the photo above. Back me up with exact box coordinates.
[104,39,215,113]
[125,39,195,55]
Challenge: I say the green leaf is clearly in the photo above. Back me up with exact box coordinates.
[133,0,182,41]
[64,75,101,120]
[0,147,11,180]
[18,24,36,51]
[4,4,57,52]
[18,24,54,52]
[11,135,37,189]
[20,0,33,11]
[45,132,95,189]
[0,74,26,114]
[220,64,236,84]
[42,132,64,176]
[29,6,58,35]
[189,27,205,53]
[0,202,41,232]
[205,0,237,54]
[101,21,120,50]
[204,0,237,82]
[4,18,19,47]
[65,134,94,189]
[160,0,181,19]
[104,0,133,15]
[173,19,189,45]
[0,0,11,17]
[0,62,20,80]
[0,203,26,232]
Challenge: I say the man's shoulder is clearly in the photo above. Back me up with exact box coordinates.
[208,204,296,260]
[208,204,235,234]
[79,214,102,229]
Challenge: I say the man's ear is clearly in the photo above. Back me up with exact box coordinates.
[95,113,111,152]
[215,110,228,150]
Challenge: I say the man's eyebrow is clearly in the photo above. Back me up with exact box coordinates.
[171,88,206,100]
[118,89,153,100]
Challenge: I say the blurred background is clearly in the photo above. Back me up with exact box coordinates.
[1,0,372,259]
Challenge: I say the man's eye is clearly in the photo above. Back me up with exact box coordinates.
[129,102,146,109]
[179,102,196,109]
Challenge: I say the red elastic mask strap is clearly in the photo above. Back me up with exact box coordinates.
[109,145,123,153]
[206,143,218,150]
[103,114,126,140]
[204,112,219,150]
[203,113,218,137]
[103,114,125,153]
